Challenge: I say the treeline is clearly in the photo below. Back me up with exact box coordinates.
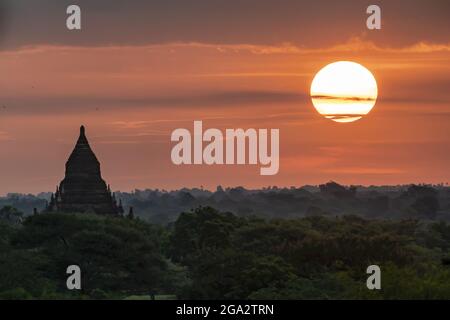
[118,183,450,223]
[1,206,450,299]
[3,183,449,224]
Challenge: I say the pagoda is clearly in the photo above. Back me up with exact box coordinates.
[46,125,123,215]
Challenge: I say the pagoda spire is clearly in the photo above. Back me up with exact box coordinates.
[78,125,88,145]
[65,124,101,178]
[44,125,120,215]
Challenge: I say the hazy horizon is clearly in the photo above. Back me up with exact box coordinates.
[2,181,448,198]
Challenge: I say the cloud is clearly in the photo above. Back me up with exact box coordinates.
[321,167,405,175]
[0,37,448,117]
[2,0,449,50]
[0,131,13,141]
[1,90,308,115]
[202,38,450,55]
[311,95,376,101]
[181,38,450,55]
[109,116,229,129]
[310,37,450,54]
[4,37,450,58]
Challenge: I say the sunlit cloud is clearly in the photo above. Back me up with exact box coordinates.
[4,38,450,56]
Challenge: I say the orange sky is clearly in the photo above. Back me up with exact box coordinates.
[0,1,449,194]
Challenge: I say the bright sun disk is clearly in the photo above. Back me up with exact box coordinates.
[310,61,378,123]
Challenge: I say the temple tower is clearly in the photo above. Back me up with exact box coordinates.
[46,125,124,215]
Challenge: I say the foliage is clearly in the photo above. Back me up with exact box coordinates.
[1,205,450,299]
[169,207,450,299]
[0,206,23,225]
[0,213,173,299]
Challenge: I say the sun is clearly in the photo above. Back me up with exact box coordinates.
[310,61,378,123]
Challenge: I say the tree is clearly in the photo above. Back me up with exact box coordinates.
[412,196,439,219]
[13,213,170,297]
[0,206,23,225]
[169,206,242,265]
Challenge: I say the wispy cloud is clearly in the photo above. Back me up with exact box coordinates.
[165,38,450,55]
[4,37,450,56]
[321,167,405,175]
[0,131,12,141]
[1,91,307,115]
[311,95,376,101]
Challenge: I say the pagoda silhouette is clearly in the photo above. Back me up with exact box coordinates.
[46,125,123,215]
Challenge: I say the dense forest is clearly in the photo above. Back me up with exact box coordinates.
[1,203,450,299]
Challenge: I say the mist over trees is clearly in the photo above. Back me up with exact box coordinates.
[101,182,450,224]
[4,182,447,224]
